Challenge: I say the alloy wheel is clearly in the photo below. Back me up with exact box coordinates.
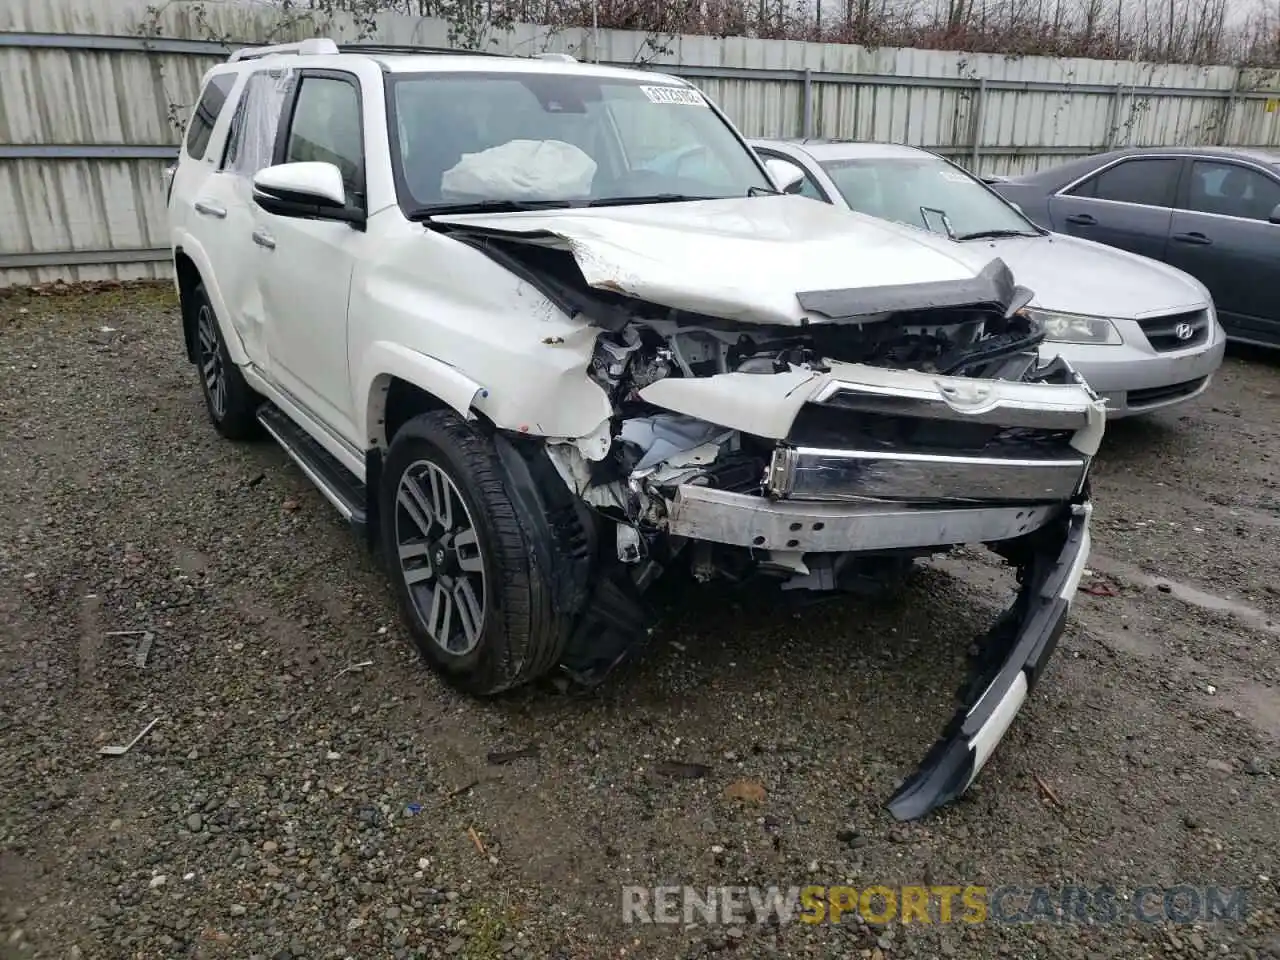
[196,304,227,419]
[394,460,486,656]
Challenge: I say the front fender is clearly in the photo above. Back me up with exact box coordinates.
[173,232,250,367]
[352,218,615,446]
[359,341,484,445]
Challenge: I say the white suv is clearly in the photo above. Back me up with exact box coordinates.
[169,38,1103,820]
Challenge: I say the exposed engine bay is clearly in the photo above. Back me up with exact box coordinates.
[452,233,1091,532]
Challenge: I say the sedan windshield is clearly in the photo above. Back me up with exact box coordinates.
[820,156,1039,240]
[390,71,773,213]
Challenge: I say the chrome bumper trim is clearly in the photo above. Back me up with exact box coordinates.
[665,485,1059,552]
[811,374,1099,431]
[766,446,1088,504]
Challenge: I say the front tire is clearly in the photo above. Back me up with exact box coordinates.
[190,283,260,440]
[380,411,563,696]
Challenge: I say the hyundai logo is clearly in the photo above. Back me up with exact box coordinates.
[1174,322,1195,341]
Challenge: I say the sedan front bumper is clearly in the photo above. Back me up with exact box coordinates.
[1043,320,1225,418]
[886,497,1092,820]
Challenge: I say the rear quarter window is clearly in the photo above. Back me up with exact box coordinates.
[185,74,236,160]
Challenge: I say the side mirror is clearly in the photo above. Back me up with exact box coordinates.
[1270,202,1280,225]
[253,162,363,226]
[764,157,806,195]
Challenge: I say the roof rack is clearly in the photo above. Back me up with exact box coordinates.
[228,38,338,62]
[337,42,511,58]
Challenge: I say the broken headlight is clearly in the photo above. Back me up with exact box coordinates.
[1025,308,1122,345]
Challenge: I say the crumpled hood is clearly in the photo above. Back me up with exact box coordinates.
[432,195,987,326]
[938,232,1209,318]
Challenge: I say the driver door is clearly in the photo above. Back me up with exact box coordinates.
[253,70,367,444]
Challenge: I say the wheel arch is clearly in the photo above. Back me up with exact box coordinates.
[174,247,204,364]
[361,343,487,450]
[172,243,249,366]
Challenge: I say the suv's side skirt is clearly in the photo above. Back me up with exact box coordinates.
[258,403,369,539]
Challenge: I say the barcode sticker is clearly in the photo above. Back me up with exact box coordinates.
[640,85,707,106]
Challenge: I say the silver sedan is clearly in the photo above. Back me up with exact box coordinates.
[750,139,1227,418]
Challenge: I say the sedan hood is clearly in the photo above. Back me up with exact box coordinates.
[941,232,1208,318]
[432,195,998,326]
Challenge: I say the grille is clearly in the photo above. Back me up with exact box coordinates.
[787,405,1077,460]
[1126,377,1208,409]
[1136,310,1210,352]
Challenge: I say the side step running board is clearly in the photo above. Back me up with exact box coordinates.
[258,404,368,534]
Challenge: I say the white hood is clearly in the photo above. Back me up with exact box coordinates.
[433,195,988,326]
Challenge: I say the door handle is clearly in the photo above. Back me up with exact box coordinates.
[194,200,227,219]
[1171,231,1212,246]
[1064,213,1097,226]
[252,228,276,250]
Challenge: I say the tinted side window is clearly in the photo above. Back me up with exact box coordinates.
[1069,158,1180,207]
[1187,160,1280,221]
[185,74,235,160]
[284,76,363,195]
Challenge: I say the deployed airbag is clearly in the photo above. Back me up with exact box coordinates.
[441,139,597,201]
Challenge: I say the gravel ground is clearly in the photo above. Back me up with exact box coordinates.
[1,286,1278,960]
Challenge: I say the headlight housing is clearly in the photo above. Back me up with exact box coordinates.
[1023,308,1123,345]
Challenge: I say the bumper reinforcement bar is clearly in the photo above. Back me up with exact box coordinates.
[666,485,1061,553]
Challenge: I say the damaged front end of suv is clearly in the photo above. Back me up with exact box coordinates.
[426,200,1102,821]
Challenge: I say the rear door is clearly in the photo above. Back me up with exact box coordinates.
[207,67,296,365]
[1047,156,1183,262]
[170,71,250,348]
[1164,158,1280,344]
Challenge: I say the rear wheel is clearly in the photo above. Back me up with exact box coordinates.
[191,283,260,440]
[380,410,564,695]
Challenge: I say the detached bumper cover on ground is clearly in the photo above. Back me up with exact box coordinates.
[887,497,1092,820]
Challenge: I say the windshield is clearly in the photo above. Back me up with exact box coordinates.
[819,156,1037,239]
[389,72,773,212]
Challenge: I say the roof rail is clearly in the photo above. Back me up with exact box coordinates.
[537,52,577,62]
[336,42,510,58]
[228,38,339,62]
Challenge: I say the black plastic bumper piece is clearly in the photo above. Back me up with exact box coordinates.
[885,501,1091,821]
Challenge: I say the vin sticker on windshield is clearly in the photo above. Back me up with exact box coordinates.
[939,170,974,183]
[640,85,707,106]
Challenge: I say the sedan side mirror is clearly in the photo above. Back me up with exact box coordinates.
[764,157,806,195]
[1270,202,1280,225]
[253,161,364,226]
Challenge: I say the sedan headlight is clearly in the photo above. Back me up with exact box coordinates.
[1024,308,1123,345]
